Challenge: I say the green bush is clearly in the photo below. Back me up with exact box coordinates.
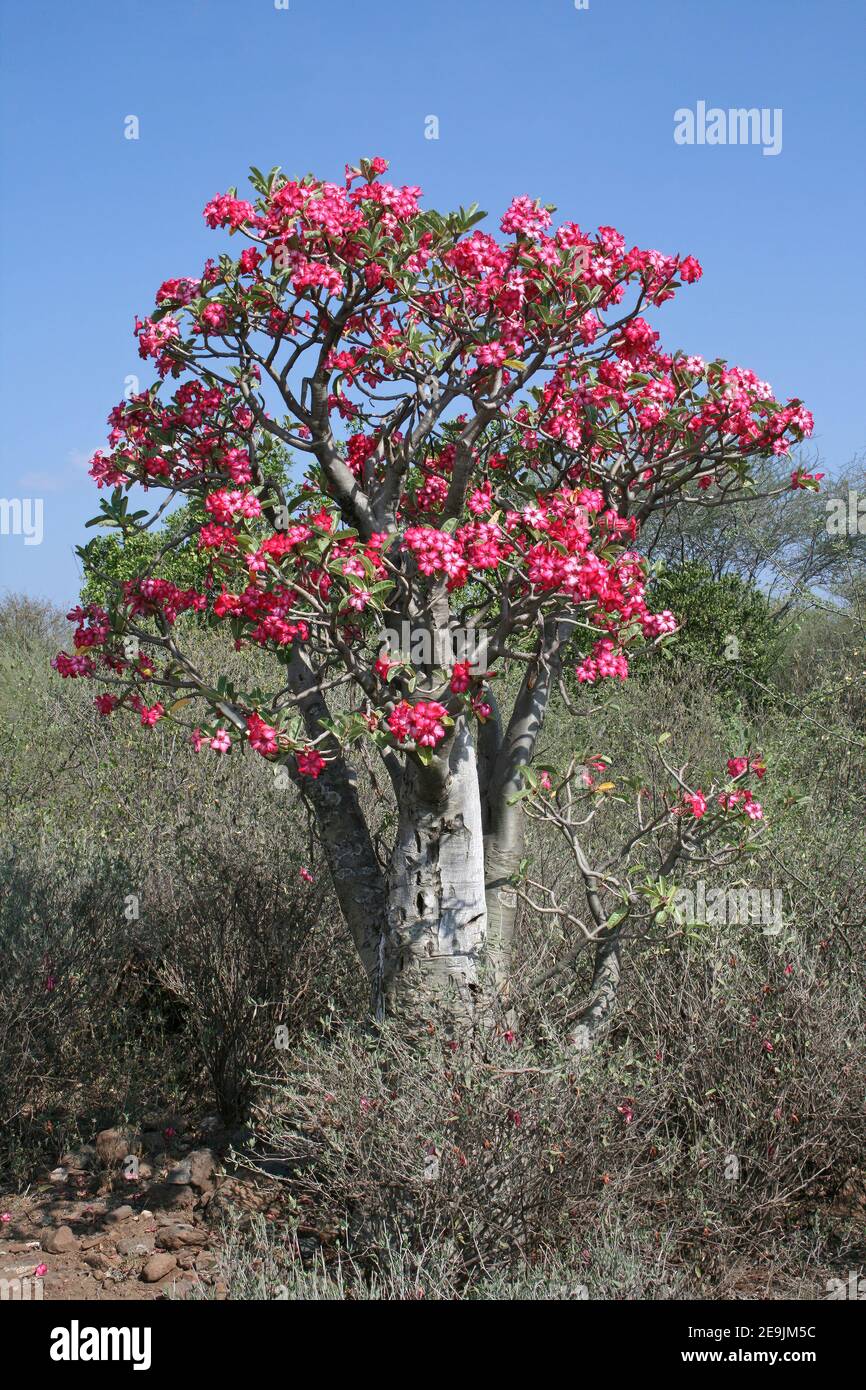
[644,562,782,701]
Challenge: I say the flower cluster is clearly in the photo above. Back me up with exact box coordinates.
[56,155,809,816]
[386,700,449,748]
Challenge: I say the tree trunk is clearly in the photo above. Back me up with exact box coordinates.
[284,644,387,988]
[381,719,488,1030]
[568,928,622,1050]
[481,623,570,1000]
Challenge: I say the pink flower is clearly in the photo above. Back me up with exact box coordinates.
[200,302,230,333]
[682,790,707,819]
[134,313,181,358]
[374,654,393,680]
[299,867,315,884]
[0,1212,11,1223]
[246,712,279,757]
[239,247,263,275]
[155,276,200,306]
[209,729,232,753]
[34,1264,48,1277]
[500,195,552,240]
[203,193,254,230]
[140,703,164,727]
[297,749,326,779]
[576,639,629,685]
[386,700,448,748]
[468,480,493,515]
[475,342,507,369]
[616,316,659,366]
[94,693,117,716]
[450,661,472,694]
[52,651,95,678]
[790,468,823,490]
[471,694,492,721]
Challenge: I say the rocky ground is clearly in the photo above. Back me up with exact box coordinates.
[4,1115,863,1302]
[0,1115,291,1301]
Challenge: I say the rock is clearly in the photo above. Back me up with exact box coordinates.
[96,1128,139,1167]
[145,1183,196,1213]
[152,1209,180,1228]
[116,1235,155,1258]
[0,1262,40,1279]
[60,1145,97,1172]
[83,1251,114,1272]
[187,1149,218,1193]
[176,1253,196,1271]
[155,1225,208,1251]
[141,1253,176,1283]
[49,1166,69,1183]
[42,1225,78,1254]
[166,1162,192,1185]
[104,1205,135,1226]
[143,1114,188,1137]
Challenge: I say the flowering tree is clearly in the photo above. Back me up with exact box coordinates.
[56,157,815,1038]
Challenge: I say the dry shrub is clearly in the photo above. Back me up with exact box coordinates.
[251,922,865,1297]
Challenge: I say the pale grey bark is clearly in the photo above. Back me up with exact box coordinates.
[482,619,575,993]
[380,719,488,1030]
[568,927,622,1051]
[284,646,385,987]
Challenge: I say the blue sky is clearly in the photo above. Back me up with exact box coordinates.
[1,0,863,606]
